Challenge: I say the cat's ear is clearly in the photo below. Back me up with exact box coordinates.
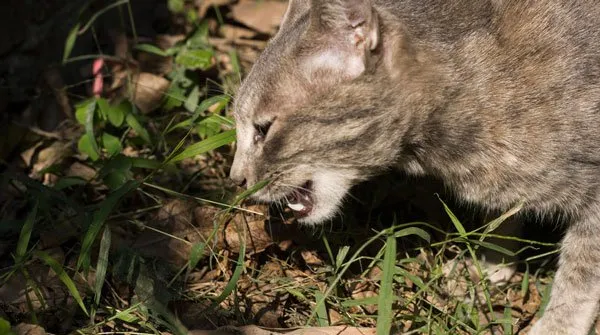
[302,0,379,80]
[280,0,310,28]
[310,0,379,51]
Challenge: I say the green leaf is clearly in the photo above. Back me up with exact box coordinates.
[130,158,162,170]
[77,181,140,271]
[471,240,516,257]
[481,201,524,239]
[125,112,151,144]
[438,196,467,236]
[340,296,381,307]
[15,202,38,263]
[196,115,224,138]
[107,100,131,127]
[163,83,186,111]
[175,49,214,70]
[184,86,201,113]
[393,227,431,243]
[0,317,15,335]
[232,179,270,205]
[96,98,110,120]
[102,133,123,157]
[168,95,230,133]
[313,291,329,327]
[188,242,206,269]
[167,0,185,13]
[54,177,88,190]
[75,98,95,125]
[76,99,100,157]
[135,43,169,57]
[36,250,88,316]
[207,229,245,310]
[170,130,235,163]
[503,304,512,335]
[187,22,210,48]
[113,308,140,323]
[63,23,80,63]
[99,155,133,190]
[229,50,241,76]
[335,246,350,270]
[521,264,530,298]
[104,170,131,190]
[377,233,397,335]
[78,134,100,161]
[94,226,111,307]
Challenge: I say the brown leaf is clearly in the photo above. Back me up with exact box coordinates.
[230,1,287,34]
[130,72,170,114]
[14,324,47,335]
[66,162,96,181]
[300,249,324,267]
[219,24,257,41]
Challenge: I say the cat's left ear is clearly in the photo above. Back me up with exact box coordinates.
[304,0,379,79]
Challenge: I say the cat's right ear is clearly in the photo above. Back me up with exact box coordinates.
[280,0,310,28]
[299,0,379,81]
[309,0,379,51]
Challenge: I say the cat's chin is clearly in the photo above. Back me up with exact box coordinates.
[290,169,356,226]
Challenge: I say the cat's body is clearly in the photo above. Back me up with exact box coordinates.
[230,1,600,333]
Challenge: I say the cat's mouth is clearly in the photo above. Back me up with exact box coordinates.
[286,181,314,218]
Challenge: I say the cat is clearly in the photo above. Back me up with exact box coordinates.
[229,0,600,334]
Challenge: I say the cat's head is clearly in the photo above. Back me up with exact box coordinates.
[230,0,405,224]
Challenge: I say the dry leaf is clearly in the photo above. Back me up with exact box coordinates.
[66,162,96,181]
[130,72,170,114]
[230,1,287,34]
[219,24,257,40]
[14,324,47,335]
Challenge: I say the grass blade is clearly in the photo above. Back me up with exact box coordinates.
[170,129,236,163]
[503,304,513,335]
[313,291,329,327]
[377,232,397,335]
[135,43,169,57]
[438,196,467,236]
[394,226,431,243]
[125,112,152,144]
[207,229,246,309]
[94,226,111,308]
[188,242,206,269]
[63,23,81,63]
[15,202,38,263]
[36,251,88,316]
[84,99,99,155]
[77,180,140,271]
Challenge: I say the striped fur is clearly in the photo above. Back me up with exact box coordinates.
[231,1,600,333]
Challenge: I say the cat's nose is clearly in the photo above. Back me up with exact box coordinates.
[235,177,247,188]
[229,162,247,188]
[229,170,246,188]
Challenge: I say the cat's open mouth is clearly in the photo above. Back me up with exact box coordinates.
[286,181,314,217]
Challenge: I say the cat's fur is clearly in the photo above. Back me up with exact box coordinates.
[229,0,600,333]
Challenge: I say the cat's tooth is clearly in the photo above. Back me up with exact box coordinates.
[288,203,306,211]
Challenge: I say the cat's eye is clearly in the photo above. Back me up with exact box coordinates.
[253,121,272,143]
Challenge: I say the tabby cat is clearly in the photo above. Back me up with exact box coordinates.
[229,1,600,333]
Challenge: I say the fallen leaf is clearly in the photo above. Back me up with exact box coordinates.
[230,1,287,34]
[194,0,234,19]
[14,323,46,335]
[66,162,96,181]
[130,72,170,114]
[219,24,257,41]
